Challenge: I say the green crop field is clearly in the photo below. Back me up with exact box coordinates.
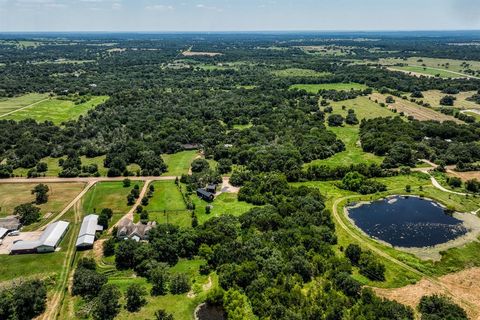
[290,82,368,92]
[3,96,108,124]
[305,97,391,168]
[163,151,199,176]
[272,68,331,77]
[82,181,143,226]
[0,182,85,219]
[0,93,50,117]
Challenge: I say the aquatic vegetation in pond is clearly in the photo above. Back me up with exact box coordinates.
[347,196,467,248]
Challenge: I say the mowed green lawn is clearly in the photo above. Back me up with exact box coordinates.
[192,192,256,225]
[82,181,143,226]
[290,82,368,93]
[273,68,331,77]
[3,95,108,124]
[139,181,191,228]
[305,97,391,168]
[163,151,199,176]
[0,93,49,116]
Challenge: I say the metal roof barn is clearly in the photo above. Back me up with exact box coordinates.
[76,214,103,249]
[10,221,69,254]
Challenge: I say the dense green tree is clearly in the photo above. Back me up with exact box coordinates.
[14,203,41,225]
[92,285,121,320]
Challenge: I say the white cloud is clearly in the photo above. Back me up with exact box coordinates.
[196,3,223,12]
[145,4,174,11]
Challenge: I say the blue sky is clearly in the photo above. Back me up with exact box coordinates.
[0,0,479,32]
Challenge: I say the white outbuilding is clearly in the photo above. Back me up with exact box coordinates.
[76,214,103,249]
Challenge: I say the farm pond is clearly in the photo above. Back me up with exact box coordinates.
[347,196,467,248]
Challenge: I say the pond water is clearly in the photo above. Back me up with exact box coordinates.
[347,196,467,248]
[195,303,225,320]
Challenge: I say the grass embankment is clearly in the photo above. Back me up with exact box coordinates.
[293,172,480,288]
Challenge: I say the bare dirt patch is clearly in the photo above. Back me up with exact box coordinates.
[374,268,480,320]
[370,93,461,123]
[387,67,434,78]
[449,171,480,182]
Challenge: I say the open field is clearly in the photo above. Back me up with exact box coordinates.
[163,150,199,176]
[3,96,108,124]
[375,267,480,320]
[291,82,368,92]
[420,90,479,109]
[387,65,462,78]
[13,155,108,177]
[182,51,221,57]
[305,97,391,168]
[0,93,49,117]
[272,68,331,77]
[297,45,354,56]
[370,92,462,123]
[138,181,191,227]
[192,192,256,225]
[379,57,480,78]
[82,181,143,226]
[0,182,85,219]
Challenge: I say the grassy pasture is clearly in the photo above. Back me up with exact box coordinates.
[82,181,143,226]
[370,92,461,123]
[192,192,256,225]
[0,93,49,117]
[163,151,199,176]
[291,82,368,93]
[137,181,191,228]
[272,68,331,77]
[3,95,108,124]
[0,182,85,219]
[388,65,461,78]
[13,155,108,177]
[420,90,479,109]
[305,97,391,168]
[379,57,480,77]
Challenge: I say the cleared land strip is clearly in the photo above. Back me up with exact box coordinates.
[408,64,480,80]
[0,98,49,118]
[0,175,178,184]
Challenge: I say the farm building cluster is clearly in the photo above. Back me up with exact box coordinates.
[196,183,217,202]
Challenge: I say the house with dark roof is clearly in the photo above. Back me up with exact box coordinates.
[197,188,215,202]
[117,219,156,242]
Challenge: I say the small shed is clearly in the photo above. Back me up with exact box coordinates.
[206,184,217,194]
[197,189,214,202]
